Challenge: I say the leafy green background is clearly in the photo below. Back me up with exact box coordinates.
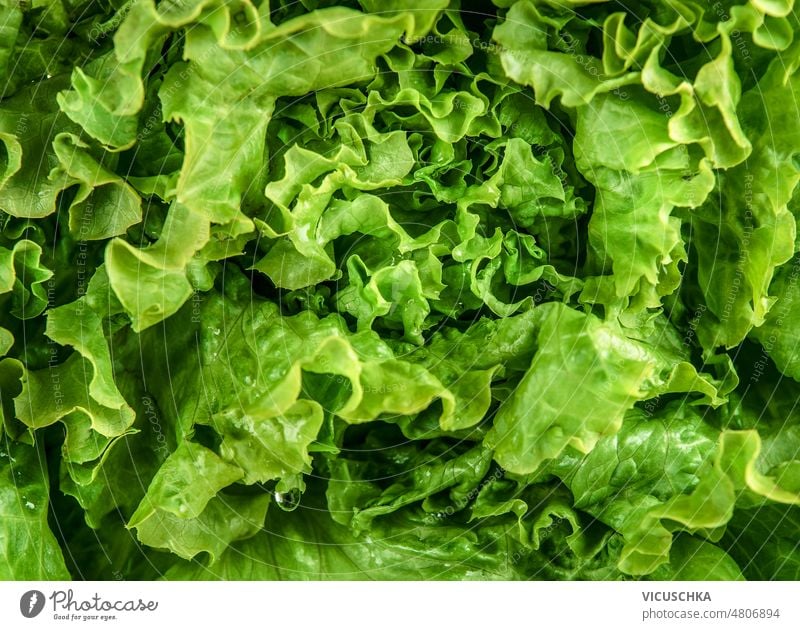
[1,0,800,580]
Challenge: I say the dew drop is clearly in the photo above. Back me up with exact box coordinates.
[274,488,302,512]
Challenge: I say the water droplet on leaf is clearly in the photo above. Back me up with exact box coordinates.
[274,488,302,512]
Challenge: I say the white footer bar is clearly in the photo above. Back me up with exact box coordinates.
[1,581,797,630]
